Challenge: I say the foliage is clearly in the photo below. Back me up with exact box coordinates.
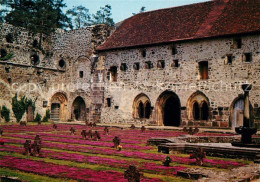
[34,113,42,122]
[66,5,91,29]
[1,0,69,41]
[42,109,50,122]
[1,105,10,122]
[92,5,114,26]
[0,52,14,61]
[11,94,37,122]
[12,94,26,122]
[25,97,37,114]
[132,6,146,15]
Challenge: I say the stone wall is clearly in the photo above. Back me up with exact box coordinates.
[99,34,260,128]
[0,23,112,122]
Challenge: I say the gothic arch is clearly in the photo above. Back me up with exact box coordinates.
[71,96,86,121]
[133,93,152,119]
[155,90,181,126]
[50,92,68,121]
[187,91,210,121]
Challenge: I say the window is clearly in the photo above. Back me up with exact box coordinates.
[79,71,84,78]
[33,40,38,48]
[108,66,117,82]
[199,61,208,80]
[133,63,140,70]
[172,59,179,68]
[120,63,128,71]
[157,60,165,69]
[138,102,144,118]
[193,102,200,120]
[171,45,177,55]
[106,98,111,107]
[145,61,153,69]
[58,59,66,68]
[30,54,40,65]
[225,55,232,64]
[243,53,252,63]
[233,38,242,49]
[141,50,146,57]
[0,49,7,58]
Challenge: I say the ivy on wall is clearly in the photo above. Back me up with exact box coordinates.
[1,105,10,122]
[11,94,37,122]
[0,52,14,61]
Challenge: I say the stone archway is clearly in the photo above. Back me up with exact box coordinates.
[230,97,244,129]
[156,91,181,126]
[71,96,86,121]
[187,91,210,121]
[50,92,68,121]
[133,93,152,119]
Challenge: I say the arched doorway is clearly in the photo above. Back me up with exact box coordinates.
[231,98,244,129]
[133,93,152,119]
[201,101,209,120]
[50,92,68,121]
[156,91,181,126]
[193,102,200,120]
[72,96,86,121]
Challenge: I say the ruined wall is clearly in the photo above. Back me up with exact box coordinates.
[100,34,260,128]
[0,23,112,122]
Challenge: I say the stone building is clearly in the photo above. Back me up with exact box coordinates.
[97,0,260,129]
[0,23,112,122]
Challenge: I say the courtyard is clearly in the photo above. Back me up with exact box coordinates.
[0,122,259,181]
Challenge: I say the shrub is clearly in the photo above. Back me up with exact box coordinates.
[1,105,10,122]
[42,109,50,122]
[12,94,26,122]
[34,113,42,122]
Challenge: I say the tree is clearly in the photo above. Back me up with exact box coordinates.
[92,5,114,26]
[66,5,91,29]
[132,6,146,15]
[2,0,69,39]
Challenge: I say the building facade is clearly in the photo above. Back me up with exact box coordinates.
[0,23,112,122]
[97,0,260,129]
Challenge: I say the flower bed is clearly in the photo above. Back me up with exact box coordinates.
[0,124,246,182]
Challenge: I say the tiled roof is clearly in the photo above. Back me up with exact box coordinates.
[97,0,260,51]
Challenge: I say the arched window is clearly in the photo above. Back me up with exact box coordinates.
[144,101,151,119]
[133,94,152,120]
[138,102,144,118]
[201,102,209,120]
[193,102,200,120]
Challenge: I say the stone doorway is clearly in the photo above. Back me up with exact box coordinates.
[51,103,60,121]
[72,96,86,121]
[156,91,181,126]
[50,92,68,121]
[27,106,34,122]
[232,98,244,129]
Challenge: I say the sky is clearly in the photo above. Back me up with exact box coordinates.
[63,0,209,23]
